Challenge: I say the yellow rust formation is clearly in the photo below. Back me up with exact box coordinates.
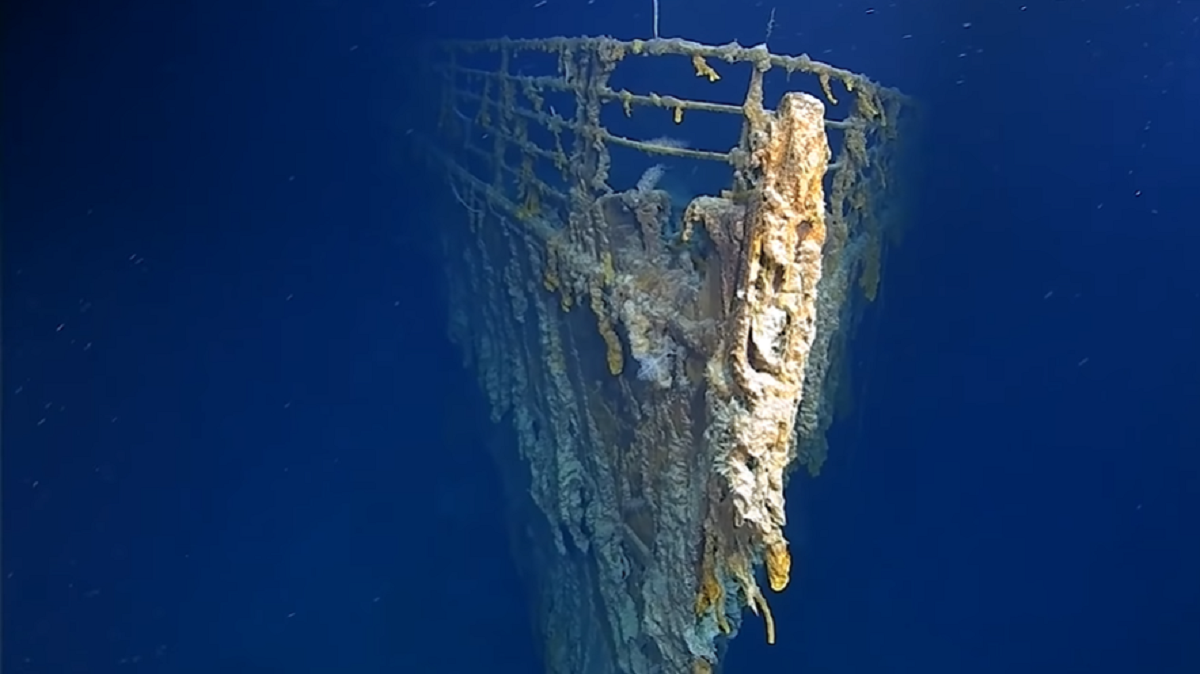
[721,88,831,598]
[419,36,907,674]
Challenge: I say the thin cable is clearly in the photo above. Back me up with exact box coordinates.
[652,0,659,38]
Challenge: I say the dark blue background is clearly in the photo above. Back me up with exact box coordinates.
[4,0,1197,672]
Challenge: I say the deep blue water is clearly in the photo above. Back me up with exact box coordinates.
[4,1,1197,672]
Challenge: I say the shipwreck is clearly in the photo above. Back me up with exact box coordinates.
[416,35,909,674]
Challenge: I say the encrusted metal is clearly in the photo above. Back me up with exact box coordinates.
[416,35,908,674]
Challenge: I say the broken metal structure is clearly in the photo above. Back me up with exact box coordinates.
[417,36,907,674]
